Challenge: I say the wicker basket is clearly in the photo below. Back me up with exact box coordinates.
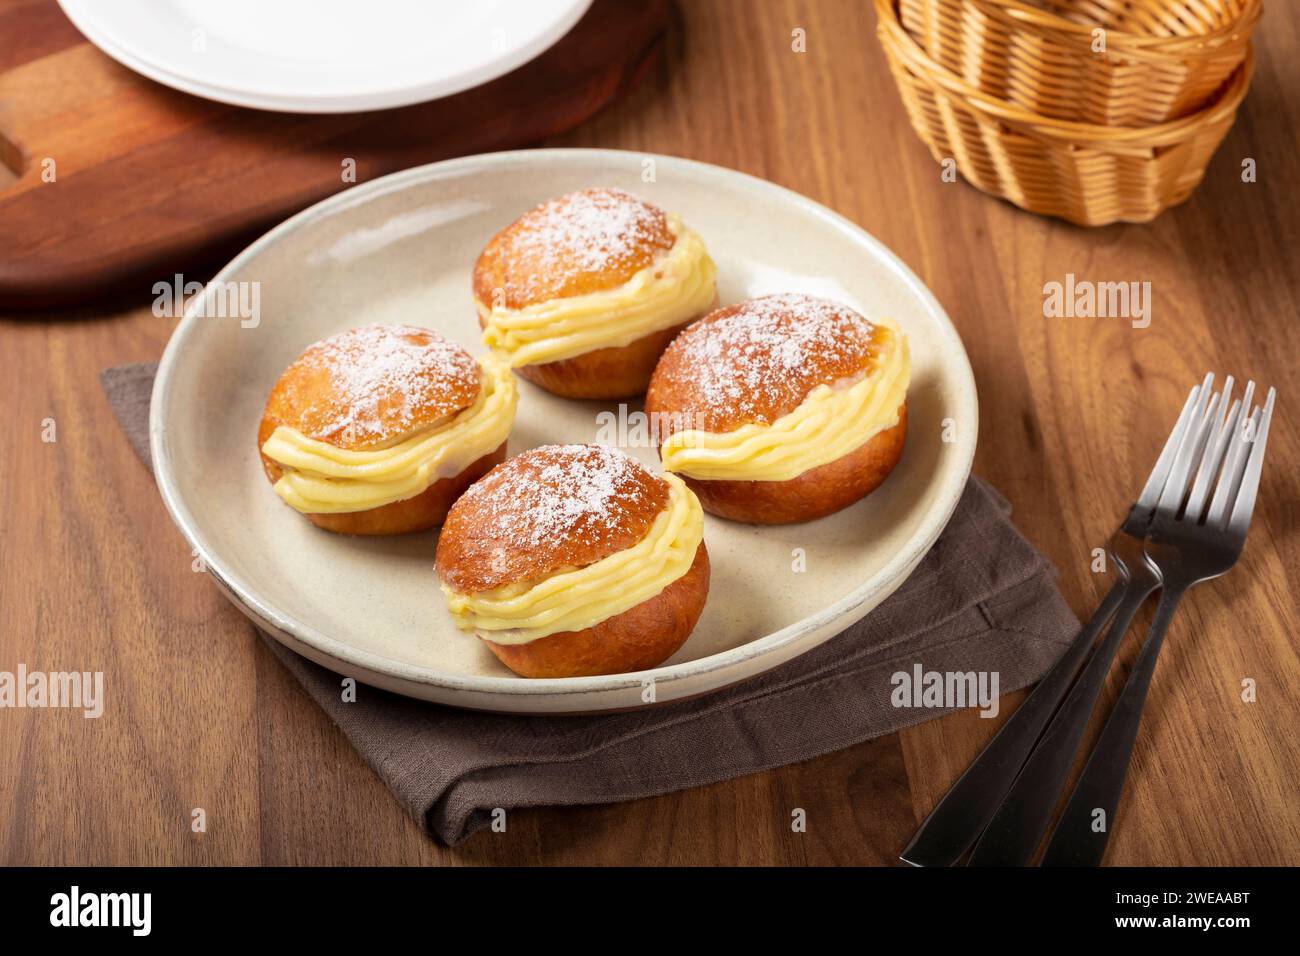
[898,0,1260,126]
[877,0,1252,225]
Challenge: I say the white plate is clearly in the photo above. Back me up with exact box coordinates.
[150,149,978,714]
[57,0,592,113]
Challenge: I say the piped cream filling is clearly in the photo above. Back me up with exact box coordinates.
[441,474,704,645]
[478,215,717,368]
[261,355,518,514]
[660,321,911,482]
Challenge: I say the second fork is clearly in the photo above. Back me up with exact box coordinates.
[1043,382,1276,866]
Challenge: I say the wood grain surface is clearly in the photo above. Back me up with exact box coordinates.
[1,0,1297,866]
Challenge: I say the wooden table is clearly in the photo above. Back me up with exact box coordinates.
[3,0,1297,866]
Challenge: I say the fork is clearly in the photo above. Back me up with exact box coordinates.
[1041,381,1276,866]
[899,380,1210,867]
[965,378,1227,865]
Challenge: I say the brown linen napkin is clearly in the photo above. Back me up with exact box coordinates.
[104,362,1079,846]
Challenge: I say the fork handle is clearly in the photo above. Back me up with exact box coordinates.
[899,579,1126,867]
[967,575,1157,865]
[1040,585,1187,866]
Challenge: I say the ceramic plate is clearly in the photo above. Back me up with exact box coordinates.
[57,0,592,113]
[150,149,978,713]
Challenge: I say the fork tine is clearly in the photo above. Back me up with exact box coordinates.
[1156,373,1216,512]
[1227,387,1276,535]
[1188,397,1239,514]
[1175,391,1222,515]
[1136,384,1202,511]
[1214,406,1261,529]
[1184,376,1236,520]
[1237,379,1257,436]
[1206,382,1260,529]
[1206,385,1258,530]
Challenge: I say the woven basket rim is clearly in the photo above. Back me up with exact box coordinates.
[964,0,1263,54]
[879,0,1253,147]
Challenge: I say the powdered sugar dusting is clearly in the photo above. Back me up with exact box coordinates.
[491,188,674,305]
[668,294,880,427]
[459,443,663,551]
[293,325,479,447]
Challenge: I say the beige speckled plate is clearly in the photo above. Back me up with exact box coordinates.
[150,149,977,713]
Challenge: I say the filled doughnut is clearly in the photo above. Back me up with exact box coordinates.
[644,293,909,524]
[258,324,517,535]
[472,188,718,399]
[436,443,710,678]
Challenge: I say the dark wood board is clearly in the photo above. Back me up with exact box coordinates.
[0,0,669,309]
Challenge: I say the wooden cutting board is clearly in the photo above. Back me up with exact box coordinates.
[0,0,670,309]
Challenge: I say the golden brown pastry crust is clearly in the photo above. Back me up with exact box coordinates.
[644,294,907,524]
[258,325,500,535]
[435,444,670,595]
[646,293,890,436]
[481,541,710,678]
[472,188,675,310]
[678,405,907,524]
[471,190,716,400]
[260,324,481,451]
